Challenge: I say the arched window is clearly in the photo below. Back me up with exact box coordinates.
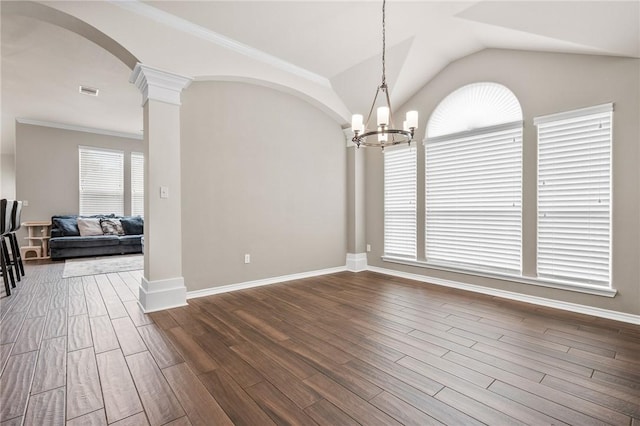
[424,82,523,274]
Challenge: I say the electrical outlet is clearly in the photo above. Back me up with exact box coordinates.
[366,244,371,252]
[23,200,29,207]
[244,254,251,264]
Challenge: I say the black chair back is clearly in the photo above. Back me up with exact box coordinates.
[0,199,8,235]
[10,201,22,232]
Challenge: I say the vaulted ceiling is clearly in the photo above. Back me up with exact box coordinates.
[2,1,639,155]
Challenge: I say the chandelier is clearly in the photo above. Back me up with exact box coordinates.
[351,0,418,149]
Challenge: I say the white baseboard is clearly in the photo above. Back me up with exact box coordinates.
[138,276,188,313]
[367,265,640,325]
[346,253,368,272]
[186,265,347,300]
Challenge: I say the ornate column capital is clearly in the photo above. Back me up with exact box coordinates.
[129,63,192,106]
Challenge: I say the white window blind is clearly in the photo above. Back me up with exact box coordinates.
[131,152,144,217]
[535,104,612,287]
[384,147,417,259]
[425,122,522,274]
[79,147,124,216]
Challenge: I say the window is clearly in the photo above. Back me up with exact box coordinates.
[79,147,124,216]
[131,152,144,217]
[425,83,522,274]
[384,146,417,259]
[535,104,612,286]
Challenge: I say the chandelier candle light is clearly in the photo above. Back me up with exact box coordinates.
[351,0,418,149]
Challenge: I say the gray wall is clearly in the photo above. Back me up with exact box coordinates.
[366,49,640,315]
[181,81,347,291]
[15,123,143,235]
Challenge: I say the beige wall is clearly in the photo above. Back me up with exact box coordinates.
[15,123,143,234]
[1,154,16,199]
[180,81,347,291]
[366,49,640,315]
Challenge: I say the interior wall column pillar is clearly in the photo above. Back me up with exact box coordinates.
[345,129,367,272]
[130,63,192,312]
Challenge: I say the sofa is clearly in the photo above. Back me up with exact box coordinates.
[49,214,143,260]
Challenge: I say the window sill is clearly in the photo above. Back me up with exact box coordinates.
[381,256,617,298]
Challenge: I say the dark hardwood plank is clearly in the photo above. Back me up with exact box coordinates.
[23,387,65,426]
[147,311,179,330]
[137,324,183,369]
[199,369,277,426]
[163,417,193,426]
[96,349,144,423]
[164,327,217,374]
[194,331,264,388]
[126,351,184,426]
[304,399,359,426]
[245,381,318,426]
[67,347,103,420]
[434,387,523,425]
[303,373,402,425]
[231,342,321,409]
[370,391,445,426]
[67,314,93,352]
[66,409,107,426]
[162,362,233,426]
[0,351,37,422]
[489,380,628,426]
[112,316,146,356]
[31,336,66,394]
[90,315,120,354]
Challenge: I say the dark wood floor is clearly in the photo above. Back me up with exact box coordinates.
[1,262,639,425]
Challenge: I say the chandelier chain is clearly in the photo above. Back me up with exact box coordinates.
[381,0,386,87]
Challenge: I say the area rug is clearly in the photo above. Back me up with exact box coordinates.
[62,254,143,278]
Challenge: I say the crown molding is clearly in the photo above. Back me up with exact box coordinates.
[129,63,192,106]
[111,0,330,88]
[16,118,143,140]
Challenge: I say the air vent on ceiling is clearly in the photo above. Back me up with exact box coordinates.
[79,85,99,96]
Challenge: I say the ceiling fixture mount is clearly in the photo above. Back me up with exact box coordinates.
[79,85,99,96]
[351,0,418,150]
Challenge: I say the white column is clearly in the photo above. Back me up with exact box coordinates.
[345,128,368,272]
[130,63,192,312]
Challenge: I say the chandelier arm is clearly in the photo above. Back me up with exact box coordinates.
[364,86,383,127]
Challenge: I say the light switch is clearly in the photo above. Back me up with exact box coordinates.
[160,186,169,199]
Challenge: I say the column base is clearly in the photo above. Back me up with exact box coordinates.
[138,276,187,313]
[346,253,368,272]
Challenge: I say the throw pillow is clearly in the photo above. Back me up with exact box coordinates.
[120,216,143,235]
[77,218,104,236]
[100,218,125,236]
[52,217,80,236]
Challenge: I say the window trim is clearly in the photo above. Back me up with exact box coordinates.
[381,255,617,298]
